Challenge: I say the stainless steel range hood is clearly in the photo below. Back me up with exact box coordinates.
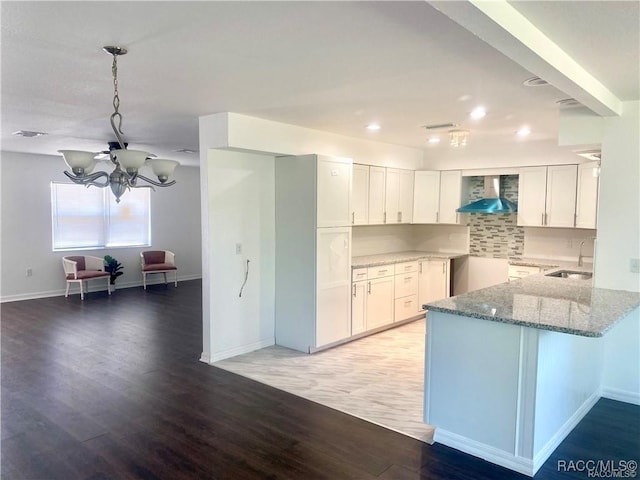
[457,176,517,214]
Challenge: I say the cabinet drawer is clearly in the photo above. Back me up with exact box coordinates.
[394,295,419,322]
[508,265,540,279]
[394,272,418,298]
[394,261,418,275]
[368,265,394,279]
[352,267,368,282]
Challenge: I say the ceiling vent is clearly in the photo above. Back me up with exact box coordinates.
[523,76,549,87]
[556,98,583,108]
[422,122,458,130]
[12,130,47,137]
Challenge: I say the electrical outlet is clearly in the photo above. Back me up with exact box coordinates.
[630,258,640,274]
[26,267,33,277]
[235,243,242,255]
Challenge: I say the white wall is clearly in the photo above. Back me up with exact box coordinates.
[200,149,276,362]
[0,151,202,302]
[594,101,640,404]
[523,227,596,263]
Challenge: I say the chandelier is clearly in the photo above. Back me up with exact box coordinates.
[59,46,179,203]
[448,129,469,147]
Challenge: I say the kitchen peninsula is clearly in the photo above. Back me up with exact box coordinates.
[422,271,640,476]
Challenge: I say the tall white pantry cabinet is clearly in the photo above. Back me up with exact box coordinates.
[275,154,352,353]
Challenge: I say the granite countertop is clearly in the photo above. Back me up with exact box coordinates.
[352,251,467,268]
[424,271,640,337]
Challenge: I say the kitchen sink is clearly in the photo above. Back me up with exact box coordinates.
[545,270,593,280]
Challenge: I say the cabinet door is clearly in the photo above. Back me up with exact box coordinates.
[546,165,577,227]
[517,166,547,226]
[368,166,386,224]
[575,162,599,229]
[384,168,400,224]
[438,170,463,224]
[351,281,367,335]
[317,157,352,228]
[418,259,449,309]
[398,169,414,224]
[352,164,370,226]
[413,171,440,223]
[366,276,395,329]
[316,228,351,347]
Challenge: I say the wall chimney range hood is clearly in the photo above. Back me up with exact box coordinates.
[457,176,518,214]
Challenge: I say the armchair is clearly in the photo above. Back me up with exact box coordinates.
[140,250,178,289]
[62,255,111,300]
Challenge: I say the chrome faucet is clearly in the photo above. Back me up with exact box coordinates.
[578,238,596,267]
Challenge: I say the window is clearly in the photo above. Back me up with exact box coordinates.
[51,183,150,250]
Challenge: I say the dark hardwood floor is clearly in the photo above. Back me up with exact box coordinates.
[2,280,638,479]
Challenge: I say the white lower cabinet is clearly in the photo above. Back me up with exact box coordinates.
[418,259,450,310]
[351,268,368,335]
[508,265,541,281]
[394,261,419,322]
[366,275,395,329]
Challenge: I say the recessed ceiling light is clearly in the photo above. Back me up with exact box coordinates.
[517,126,531,137]
[175,148,198,154]
[12,130,47,137]
[470,107,486,119]
[366,123,381,131]
[458,94,472,102]
[428,137,441,144]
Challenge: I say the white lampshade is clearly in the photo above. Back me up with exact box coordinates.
[58,150,98,174]
[113,149,149,170]
[147,159,179,181]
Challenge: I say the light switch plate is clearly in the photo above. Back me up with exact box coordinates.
[630,258,640,273]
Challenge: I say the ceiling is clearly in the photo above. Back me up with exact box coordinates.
[1,1,638,167]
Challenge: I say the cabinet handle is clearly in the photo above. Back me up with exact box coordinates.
[574,213,577,227]
[379,269,388,274]
[367,281,371,294]
[419,262,423,273]
[384,211,387,224]
[352,212,355,224]
[353,284,357,297]
[442,263,445,274]
[404,300,413,306]
[436,212,439,223]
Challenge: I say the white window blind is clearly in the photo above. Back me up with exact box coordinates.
[51,183,150,250]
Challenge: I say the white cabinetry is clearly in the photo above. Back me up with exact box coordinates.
[517,165,578,227]
[351,268,368,335]
[413,171,440,223]
[398,169,415,224]
[413,170,465,224]
[575,161,599,229]
[418,258,450,310]
[384,168,400,224]
[438,170,464,224]
[352,164,369,225]
[368,166,386,224]
[394,261,419,322]
[275,154,352,353]
[366,266,395,329]
[508,265,540,282]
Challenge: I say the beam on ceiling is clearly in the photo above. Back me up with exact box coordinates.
[428,0,622,117]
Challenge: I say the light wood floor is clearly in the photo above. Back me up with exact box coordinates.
[215,318,435,443]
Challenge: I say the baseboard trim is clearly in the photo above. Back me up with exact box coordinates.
[207,338,274,363]
[0,275,202,303]
[601,387,640,405]
[434,428,535,477]
[532,390,600,474]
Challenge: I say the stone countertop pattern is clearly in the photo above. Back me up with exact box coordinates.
[352,251,467,268]
[423,272,640,337]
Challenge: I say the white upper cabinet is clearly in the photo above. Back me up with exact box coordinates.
[384,168,400,224]
[352,164,370,225]
[517,167,547,226]
[413,171,440,223]
[438,170,463,224]
[316,156,352,228]
[413,170,464,224]
[368,166,386,224]
[546,165,578,227]
[398,169,415,224]
[518,165,578,227]
[575,161,599,229]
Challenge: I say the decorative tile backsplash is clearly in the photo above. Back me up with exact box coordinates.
[466,175,524,259]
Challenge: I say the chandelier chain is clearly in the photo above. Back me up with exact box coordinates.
[112,54,120,115]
